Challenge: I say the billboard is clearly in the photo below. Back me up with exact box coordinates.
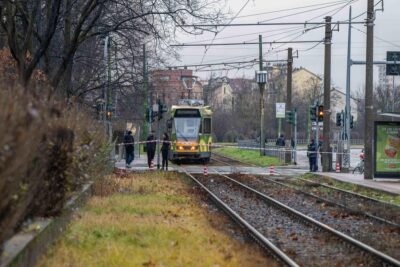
[374,121,400,178]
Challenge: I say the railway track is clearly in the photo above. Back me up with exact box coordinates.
[229,174,400,259]
[284,177,400,226]
[182,167,400,267]
[210,152,257,167]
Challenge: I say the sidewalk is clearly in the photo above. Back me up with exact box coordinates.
[319,172,400,195]
[115,153,177,171]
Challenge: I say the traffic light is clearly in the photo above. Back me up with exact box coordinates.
[157,99,168,121]
[336,113,342,126]
[286,110,295,125]
[318,105,324,121]
[310,105,317,121]
[350,115,354,129]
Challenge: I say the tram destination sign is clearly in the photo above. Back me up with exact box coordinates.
[386,51,400,76]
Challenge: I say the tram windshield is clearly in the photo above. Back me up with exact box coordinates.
[174,118,201,141]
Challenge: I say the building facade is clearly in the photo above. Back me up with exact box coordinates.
[149,69,203,107]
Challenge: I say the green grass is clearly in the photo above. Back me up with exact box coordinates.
[37,172,273,267]
[213,147,282,167]
[301,173,400,205]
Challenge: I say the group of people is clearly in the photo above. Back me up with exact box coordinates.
[123,130,170,170]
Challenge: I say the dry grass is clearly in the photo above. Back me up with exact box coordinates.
[37,172,276,267]
[0,85,110,251]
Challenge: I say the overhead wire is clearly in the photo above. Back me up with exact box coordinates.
[199,0,251,64]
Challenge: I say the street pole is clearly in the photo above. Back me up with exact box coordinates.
[294,108,297,164]
[259,35,265,156]
[285,48,293,163]
[157,104,161,170]
[343,7,352,172]
[364,0,374,179]
[322,16,332,172]
[143,44,150,135]
[315,99,320,171]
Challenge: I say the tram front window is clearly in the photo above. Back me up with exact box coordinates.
[175,118,200,141]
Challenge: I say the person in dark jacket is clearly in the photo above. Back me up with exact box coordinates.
[161,133,170,170]
[124,130,134,168]
[146,132,156,168]
[276,134,285,147]
[307,139,318,172]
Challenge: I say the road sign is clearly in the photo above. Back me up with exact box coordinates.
[386,51,400,76]
[276,103,285,118]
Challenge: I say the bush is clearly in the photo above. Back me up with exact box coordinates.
[0,86,111,252]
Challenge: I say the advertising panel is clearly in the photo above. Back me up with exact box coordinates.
[374,121,400,178]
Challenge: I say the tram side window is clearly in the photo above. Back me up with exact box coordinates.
[203,118,211,134]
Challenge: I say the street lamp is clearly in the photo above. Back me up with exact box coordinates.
[256,70,267,156]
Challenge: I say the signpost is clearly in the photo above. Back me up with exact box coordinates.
[386,51,400,76]
[374,121,400,179]
[276,103,286,118]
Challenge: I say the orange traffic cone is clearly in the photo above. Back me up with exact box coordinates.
[335,162,340,173]
[204,165,208,176]
[269,165,275,175]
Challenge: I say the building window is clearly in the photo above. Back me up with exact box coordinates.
[223,86,226,95]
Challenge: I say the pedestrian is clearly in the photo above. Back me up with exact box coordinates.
[307,139,318,172]
[276,134,285,147]
[291,138,296,165]
[123,130,134,168]
[161,133,170,170]
[146,131,156,168]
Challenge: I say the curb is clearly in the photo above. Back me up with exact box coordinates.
[0,183,93,267]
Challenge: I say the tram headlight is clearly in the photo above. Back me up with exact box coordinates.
[190,146,196,151]
[178,146,184,150]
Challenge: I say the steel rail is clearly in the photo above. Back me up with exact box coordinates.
[211,153,257,167]
[214,171,400,267]
[181,169,300,267]
[298,177,400,205]
[262,176,400,228]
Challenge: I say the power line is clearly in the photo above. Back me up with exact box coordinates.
[234,0,353,19]
[258,0,357,23]
[166,59,288,69]
[171,40,323,47]
[199,0,251,64]
[178,21,365,28]
[351,26,400,49]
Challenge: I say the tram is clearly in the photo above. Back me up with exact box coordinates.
[167,99,212,163]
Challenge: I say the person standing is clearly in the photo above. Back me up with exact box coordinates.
[307,139,318,172]
[146,131,156,168]
[161,133,170,170]
[123,130,134,168]
[276,134,285,147]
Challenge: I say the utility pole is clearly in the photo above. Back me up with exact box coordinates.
[322,16,332,172]
[364,0,374,179]
[259,35,265,156]
[285,48,293,163]
[343,7,352,172]
[143,44,150,137]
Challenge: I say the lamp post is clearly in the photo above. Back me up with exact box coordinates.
[256,70,267,156]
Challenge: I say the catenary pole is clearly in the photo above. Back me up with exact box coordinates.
[322,16,332,172]
[343,6,352,172]
[285,48,293,163]
[259,35,265,156]
[364,0,374,179]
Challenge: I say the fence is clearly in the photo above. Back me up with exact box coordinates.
[265,138,364,146]
[237,140,286,162]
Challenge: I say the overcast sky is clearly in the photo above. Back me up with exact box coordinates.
[173,0,399,94]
